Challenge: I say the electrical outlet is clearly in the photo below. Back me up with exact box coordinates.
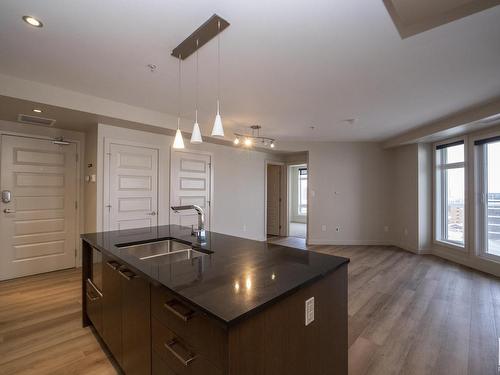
[336,226,340,232]
[305,297,315,326]
[321,224,327,232]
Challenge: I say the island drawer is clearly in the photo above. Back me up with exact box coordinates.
[152,317,223,375]
[152,350,177,375]
[151,285,227,369]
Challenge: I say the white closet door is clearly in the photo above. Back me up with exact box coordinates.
[0,135,77,280]
[170,150,211,230]
[106,143,159,231]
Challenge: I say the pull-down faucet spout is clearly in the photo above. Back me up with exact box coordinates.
[171,205,206,241]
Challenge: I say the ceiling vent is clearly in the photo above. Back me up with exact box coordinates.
[17,114,56,127]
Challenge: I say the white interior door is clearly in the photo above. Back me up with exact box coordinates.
[267,164,281,236]
[170,150,211,230]
[0,135,77,280]
[105,142,159,231]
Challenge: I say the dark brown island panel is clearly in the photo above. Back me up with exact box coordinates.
[82,225,348,375]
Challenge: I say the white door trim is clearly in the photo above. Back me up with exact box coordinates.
[102,137,162,231]
[169,147,214,231]
[0,131,82,269]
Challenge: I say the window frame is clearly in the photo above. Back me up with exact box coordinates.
[433,137,467,251]
[298,167,307,215]
[472,130,500,263]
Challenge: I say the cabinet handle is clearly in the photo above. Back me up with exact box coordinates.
[86,279,103,298]
[86,291,100,302]
[106,260,121,270]
[164,339,197,366]
[118,268,136,281]
[163,300,194,322]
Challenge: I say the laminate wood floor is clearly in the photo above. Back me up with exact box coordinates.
[1,244,499,375]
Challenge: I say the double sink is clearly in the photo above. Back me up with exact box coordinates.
[116,238,209,265]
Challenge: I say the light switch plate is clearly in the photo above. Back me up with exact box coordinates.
[305,297,314,326]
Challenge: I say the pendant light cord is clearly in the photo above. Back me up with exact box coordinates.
[178,54,182,129]
[196,39,199,123]
[217,20,221,113]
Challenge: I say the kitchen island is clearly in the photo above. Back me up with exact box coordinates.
[82,225,349,375]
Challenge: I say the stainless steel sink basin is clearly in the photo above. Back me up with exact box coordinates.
[117,239,206,265]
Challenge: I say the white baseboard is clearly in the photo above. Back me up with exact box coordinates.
[307,239,391,246]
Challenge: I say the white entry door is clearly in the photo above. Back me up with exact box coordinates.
[105,142,159,231]
[170,150,211,230]
[0,135,77,280]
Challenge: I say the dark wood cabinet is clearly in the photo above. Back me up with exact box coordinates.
[100,254,151,375]
[83,240,348,375]
[122,269,151,375]
[102,256,123,366]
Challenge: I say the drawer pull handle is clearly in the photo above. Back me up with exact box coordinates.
[106,260,121,270]
[118,268,136,281]
[86,291,100,302]
[86,279,103,298]
[163,300,194,322]
[164,339,197,366]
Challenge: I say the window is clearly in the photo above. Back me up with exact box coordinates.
[298,168,307,215]
[435,141,465,247]
[475,136,500,258]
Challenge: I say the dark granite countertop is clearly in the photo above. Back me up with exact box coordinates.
[81,225,349,327]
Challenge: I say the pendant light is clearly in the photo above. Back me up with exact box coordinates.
[191,39,203,144]
[211,20,225,137]
[173,54,185,149]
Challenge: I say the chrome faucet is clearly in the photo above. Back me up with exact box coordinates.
[171,205,206,241]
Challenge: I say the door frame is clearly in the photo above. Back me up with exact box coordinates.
[264,160,286,237]
[102,137,162,231]
[169,147,214,231]
[0,130,82,268]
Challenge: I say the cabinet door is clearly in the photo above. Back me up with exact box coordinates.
[121,268,151,375]
[102,255,123,366]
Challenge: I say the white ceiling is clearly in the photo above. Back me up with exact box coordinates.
[0,0,499,142]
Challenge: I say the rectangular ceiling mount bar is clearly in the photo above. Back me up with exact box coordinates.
[171,14,230,60]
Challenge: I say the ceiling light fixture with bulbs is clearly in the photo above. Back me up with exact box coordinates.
[234,125,276,149]
[171,14,230,148]
[22,16,43,28]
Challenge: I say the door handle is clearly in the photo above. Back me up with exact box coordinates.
[147,211,157,216]
[3,209,15,214]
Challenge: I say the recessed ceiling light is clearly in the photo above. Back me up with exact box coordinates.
[22,16,43,28]
[33,108,42,113]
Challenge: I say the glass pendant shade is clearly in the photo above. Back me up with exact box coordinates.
[173,126,185,149]
[211,101,224,137]
[190,122,203,144]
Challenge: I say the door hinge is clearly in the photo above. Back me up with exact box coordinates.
[75,201,78,210]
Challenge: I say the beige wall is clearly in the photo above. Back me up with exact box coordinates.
[307,142,392,245]
[389,144,419,252]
